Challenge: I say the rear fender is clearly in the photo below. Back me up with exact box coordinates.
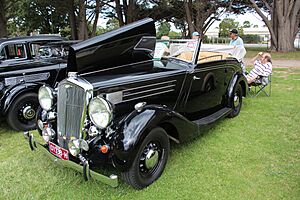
[1,83,42,115]
[227,73,247,106]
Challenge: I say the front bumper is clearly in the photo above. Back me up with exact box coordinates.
[24,132,118,187]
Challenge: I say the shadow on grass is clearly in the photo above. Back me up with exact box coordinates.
[0,117,13,134]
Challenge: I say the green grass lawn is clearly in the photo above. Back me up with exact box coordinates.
[245,47,300,60]
[0,68,299,200]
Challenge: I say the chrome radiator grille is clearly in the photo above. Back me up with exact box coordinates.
[57,77,93,141]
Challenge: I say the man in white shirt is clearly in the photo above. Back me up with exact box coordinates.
[246,52,272,84]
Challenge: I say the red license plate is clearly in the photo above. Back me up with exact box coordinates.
[49,141,69,160]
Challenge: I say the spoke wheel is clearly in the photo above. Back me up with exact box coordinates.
[122,127,170,189]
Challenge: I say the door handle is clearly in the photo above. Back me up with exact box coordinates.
[193,76,201,80]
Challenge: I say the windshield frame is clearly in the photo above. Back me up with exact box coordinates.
[154,39,202,66]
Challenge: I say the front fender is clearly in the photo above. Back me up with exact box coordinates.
[111,105,172,171]
[1,83,42,115]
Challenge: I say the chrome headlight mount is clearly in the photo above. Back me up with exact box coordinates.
[41,127,56,142]
[68,139,89,157]
[88,96,113,130]
[38,86,54,111]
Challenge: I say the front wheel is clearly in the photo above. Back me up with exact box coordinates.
[7,92,39,131]
[121,127,170,189]
[228,84,243,118]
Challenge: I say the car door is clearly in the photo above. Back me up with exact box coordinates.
[184,61,227,120]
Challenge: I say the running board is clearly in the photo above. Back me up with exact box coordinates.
[192,107,232,126]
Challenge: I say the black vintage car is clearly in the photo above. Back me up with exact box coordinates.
[0,35,69,130]
[25,18,247,189]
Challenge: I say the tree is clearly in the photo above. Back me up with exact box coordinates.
[0,0,21,37]
[157,21,171,38]
[183,0,230,37]
[219,18,243,37]
[243,20,251,28]
[78,0,88,40]
[106,18,119,31]
[109,0,156,26]
[3,0,70,37]
[168,31,181,38]
[2,0,105,39]
[66,0,78,39]
[232,0,300,52]
[0,0,8,37]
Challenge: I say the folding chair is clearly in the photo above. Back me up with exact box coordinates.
[249,75,272,97]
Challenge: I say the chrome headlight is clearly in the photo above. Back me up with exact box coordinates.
[38,86,54,111]
[88,97,113,129]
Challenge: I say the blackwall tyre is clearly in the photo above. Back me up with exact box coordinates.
[121,127,170,189]
[7,92,38,131]
[228,84,243,118]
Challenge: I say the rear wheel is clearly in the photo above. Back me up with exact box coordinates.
[121,127,170,189]
[7,92,38,131]
[228,84,243,118]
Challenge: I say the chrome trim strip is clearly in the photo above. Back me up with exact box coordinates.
[4,72,50,86]
[123,84,176,97]
[123,80,177,92]
[123,89,175,102]
[194,65,236,73]
[80,60,151,76]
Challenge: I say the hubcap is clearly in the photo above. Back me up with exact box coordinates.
[22,106,36,120]
[145,149,159,170]
[233,94,240,108]
[139,142,161,174]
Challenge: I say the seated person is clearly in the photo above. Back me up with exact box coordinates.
[174,33,200,62]
[246,52,272,84]
[153,36,170,59]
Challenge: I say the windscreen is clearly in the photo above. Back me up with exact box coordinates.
[154,39,200,63]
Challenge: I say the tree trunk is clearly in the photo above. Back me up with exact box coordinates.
[184,0,195,37]
[78,0,88,40]
[250,0,300,52]
[91,0,101,37]
[0,0,8,38]
[0,15,7,38]
[122,0,128,24]
[115,0,124,26]
[127,0,136,23]
[68,0,78,40]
